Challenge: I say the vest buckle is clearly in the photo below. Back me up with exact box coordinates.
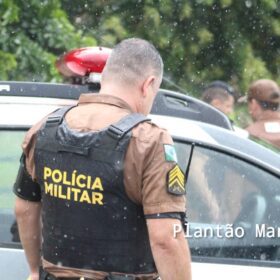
[46,115,62,125]
[107,125,125,139]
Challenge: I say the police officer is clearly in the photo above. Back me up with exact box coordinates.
[14,38,192,280]
[201,81,248,138]
[201,80,235,116]
[244,79,280,149]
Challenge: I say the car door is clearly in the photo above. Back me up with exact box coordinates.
[1,128,279,280]
[173,139,280,278]
[0,129,29,280]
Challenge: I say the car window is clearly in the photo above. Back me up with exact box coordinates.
[174,141,192,172]
[185,145,280,263]
[174,140,280,264]
[0,130,25,244]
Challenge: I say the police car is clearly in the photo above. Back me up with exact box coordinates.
[0,48,279,280]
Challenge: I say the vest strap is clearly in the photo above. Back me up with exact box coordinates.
[44,105,76,139]
[46,105,76,125]
[108,113,150,139]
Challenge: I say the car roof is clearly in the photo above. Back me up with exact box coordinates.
[0,81,233,129]
[152,114,280,174]
[0,96,76,127]
[0,81,279,175]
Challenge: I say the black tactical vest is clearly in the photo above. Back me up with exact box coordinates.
[34,106,156,274]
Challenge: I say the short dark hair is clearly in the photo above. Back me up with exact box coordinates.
[201,81,235,104]
[204,81,235,96]
[201,87,233,104]
[102,38,163,85]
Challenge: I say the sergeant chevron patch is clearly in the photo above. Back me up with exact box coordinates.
[167,165,186,195]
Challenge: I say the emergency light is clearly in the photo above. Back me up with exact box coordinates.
[56,47,112,83]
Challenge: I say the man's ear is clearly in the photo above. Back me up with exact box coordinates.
[141,76,156,97]
[211,99,222,108]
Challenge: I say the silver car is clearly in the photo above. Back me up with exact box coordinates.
[0,82,279,279]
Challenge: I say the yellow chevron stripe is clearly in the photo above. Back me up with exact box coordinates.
[169,170,184,182]
[169,178,185,190]
[170,165,183,175]
[169,166,184,181]
[169,165,180,174]
[168,165,186,194]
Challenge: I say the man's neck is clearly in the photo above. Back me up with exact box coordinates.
[99,85,140,113]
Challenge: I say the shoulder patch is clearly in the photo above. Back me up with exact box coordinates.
[164,144,178,162]
[167,165,186,195]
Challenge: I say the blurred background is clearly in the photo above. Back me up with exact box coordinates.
[1,0,280,126]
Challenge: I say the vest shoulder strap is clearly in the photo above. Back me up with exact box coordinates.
[42,105,76,139]
[107,113,151,139]
[46,105,76,126]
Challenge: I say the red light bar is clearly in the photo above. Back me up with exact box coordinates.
[56,47,112,77]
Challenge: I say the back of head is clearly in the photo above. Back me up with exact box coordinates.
[248,79,280,111]
[101,38,163,87]
[202,81,234,103]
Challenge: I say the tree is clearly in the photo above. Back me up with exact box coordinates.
[0,0,96,81]
[1,0,279,97]
[62,0,280,95]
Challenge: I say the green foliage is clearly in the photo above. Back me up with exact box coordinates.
[0,51,17,80]
[220,0,232,8]
[0,0,96,81]
[180,3,193,19]
[61,0,280,99]
[1,0,280,101]
[241,44,272,92]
